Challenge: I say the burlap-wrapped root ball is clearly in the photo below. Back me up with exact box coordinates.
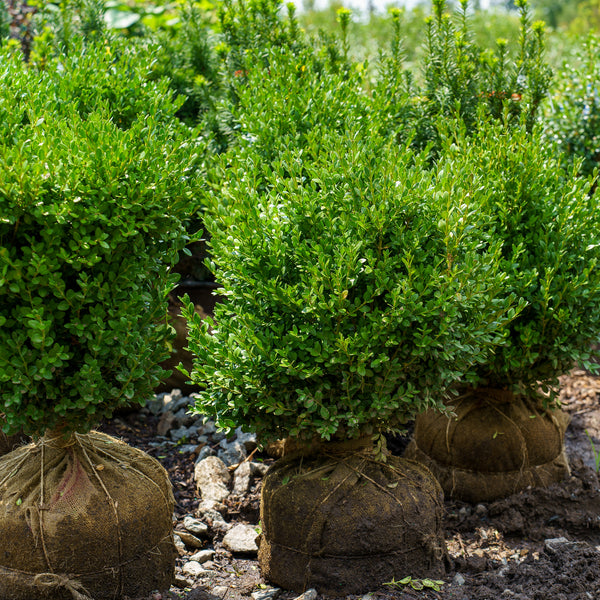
[405,390,570,503]
[0,430,177,600]
[258,450,447,596]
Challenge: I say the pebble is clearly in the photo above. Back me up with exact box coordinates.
[453,573,466,586]
[218,438,247,467]
[544,536,570,554]
[176,530,204,549]
[222,523,260,554]
[295,589,318,600]
[213,586,230,597]
[189,549,215,563]
[171,426,194,443]
[173,534,186,555]
[196,445,217,462]
[235,426,258,452]
[232,461,253,496]
[178,444,200,454]
[251,587,281,600]
[182,561,208,577]
[194,456,231,502]
[475,503,488,516]
[183,516,209,536]
[174,575,193,589]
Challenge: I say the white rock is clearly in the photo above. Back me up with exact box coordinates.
[218,439,247,467]
[294,589,317,600]
[182,561,208,577]
[189,549,215,563]
[183,516,209,537]
[251,462,270,477]
[222,523,260,554]
[453,573,466,586]
[173,534,186,556]
[176,530,204,548]
[251,587,281,600]
[544,537,570,554]
[232,461,253,496]
[194,456,231,502]
[235,427,258,452]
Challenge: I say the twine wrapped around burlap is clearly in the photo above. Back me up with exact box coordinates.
[258,441,447,596]
[404,390,571,502]
[0,430,177,600]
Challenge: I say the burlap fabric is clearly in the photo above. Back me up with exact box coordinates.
[258,446,447,596]
[0,430,176,600]
[405,390,570,502]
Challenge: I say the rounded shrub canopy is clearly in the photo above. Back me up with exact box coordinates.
[438,119,600,396]
[0,40,203,436]
[185,119,519,443]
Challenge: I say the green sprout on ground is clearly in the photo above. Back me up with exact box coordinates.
[584,429,600,472]
[384,576,445,592]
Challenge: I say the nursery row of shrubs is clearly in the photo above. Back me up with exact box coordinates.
[1,0,600,597]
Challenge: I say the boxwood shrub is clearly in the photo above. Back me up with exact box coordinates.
[0,40,203,436]
[184,115,520,443]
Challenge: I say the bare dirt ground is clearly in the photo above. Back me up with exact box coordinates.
[100,369,600,600]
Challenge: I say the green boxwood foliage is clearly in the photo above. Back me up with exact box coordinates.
[544,34,600,180]
[184,115,519,443]
[438,118,600,396]
[0,41,203,437]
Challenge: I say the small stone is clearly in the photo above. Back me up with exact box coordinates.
[189,549,215,563]
[195,445,216,463]
[176,530,204,548]
[184,516,209,537]
[235,426,258,452]
[232,461,253,496]
[294,589,317,600]
[544,537,570,554]
[194,456,231,503]
[213,586,229,597]
[157,411,176,436]
[196,502,232,534]
[174,407,197,428]
[218,439,247,467]
[173,534,186,556]
[458,507,470,519]
[178,444,200,454]
[199,420,217,436]
[222,523,259,554]
[174,575,193,589]
[171,426,193,443]
[475,503,488,516]
[453,573,465,586]
[182,561,208,577]
[251,587,281,600]
[250,462,270,477]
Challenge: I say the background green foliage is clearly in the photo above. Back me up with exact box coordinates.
[0,39,203,436]
[544,35,600,180]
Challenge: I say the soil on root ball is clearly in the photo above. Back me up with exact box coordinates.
[98,369,600,600]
